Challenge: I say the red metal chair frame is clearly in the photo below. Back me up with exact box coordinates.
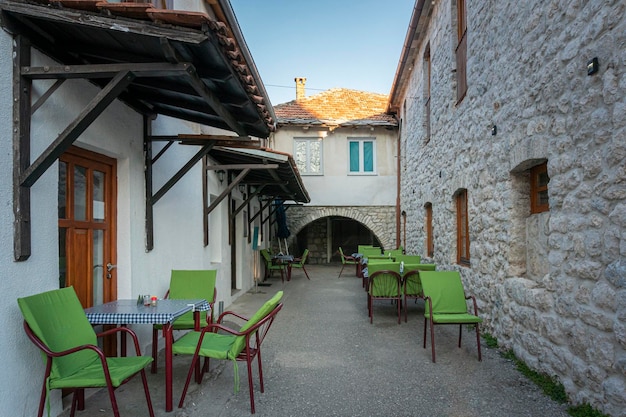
[178,302,284,414]
[23,321,154,417]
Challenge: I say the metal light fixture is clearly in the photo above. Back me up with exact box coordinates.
[239,183,246,193]
[216,170,225,184]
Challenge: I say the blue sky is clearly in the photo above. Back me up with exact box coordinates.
[229,0,415,106]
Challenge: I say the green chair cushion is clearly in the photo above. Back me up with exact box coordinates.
[172,332,236,360]
[173,291,284,361]
[49,356,153,389]
[156,270,216,329]
[420,271,481,319]
[431,313,482,324]
[396,254,421,264]
[18,287,100,380]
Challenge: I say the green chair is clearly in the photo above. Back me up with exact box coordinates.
[173,291,284,414]
[260,249,285,282]
[366,262,402,324]
[338,247,358,278]
[396,254,421,264]
[357,245,378,254]
[383,249,404,260]
[290,249,311,280]
[17,287,154,417]
[420,271,482,362]
[152,270,217,372]
[401,264,436,322]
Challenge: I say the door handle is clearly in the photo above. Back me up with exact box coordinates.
[106,263,117,272]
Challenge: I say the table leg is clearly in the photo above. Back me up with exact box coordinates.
[164,323,174,412]
[287,263,292,281]
[194,310,202,384]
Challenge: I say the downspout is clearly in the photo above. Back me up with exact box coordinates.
[396,116,402,249]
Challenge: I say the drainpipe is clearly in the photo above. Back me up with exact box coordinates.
[396,117,402,249]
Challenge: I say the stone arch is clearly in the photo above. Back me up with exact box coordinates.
[285,206,395,251]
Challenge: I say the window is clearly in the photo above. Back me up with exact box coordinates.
[455,0,467,103]
[294,138,322,175]
[425,203,434,257]
[424,45,431,143]
[530,162,550,213]
[456,189,470,266]
[348,138,375,174]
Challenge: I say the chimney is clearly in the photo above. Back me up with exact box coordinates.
[295,77,307,101]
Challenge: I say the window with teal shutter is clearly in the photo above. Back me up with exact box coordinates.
[349,141,360,172]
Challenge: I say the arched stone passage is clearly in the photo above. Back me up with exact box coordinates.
[284,206,396,251]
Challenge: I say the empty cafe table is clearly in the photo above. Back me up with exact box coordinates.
[85,298,210,412]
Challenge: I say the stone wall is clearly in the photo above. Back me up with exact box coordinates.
[398,1,625,415]
[282,206,396,263]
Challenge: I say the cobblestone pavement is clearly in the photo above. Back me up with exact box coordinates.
[61,264,570,417]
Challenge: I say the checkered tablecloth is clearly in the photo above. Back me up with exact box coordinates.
[84,299,210,325]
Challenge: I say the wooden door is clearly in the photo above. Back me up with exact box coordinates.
[58,146,117,308]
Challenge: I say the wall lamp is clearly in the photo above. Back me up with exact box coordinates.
[216,170,225,184]
[239,184,246,193]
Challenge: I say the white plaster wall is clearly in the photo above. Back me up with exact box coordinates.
[0,39,262,417]
[273,126,397,206]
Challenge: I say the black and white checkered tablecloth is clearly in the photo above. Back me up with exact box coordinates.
[84,299,210,325]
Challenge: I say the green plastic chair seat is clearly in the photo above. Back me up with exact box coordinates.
[290,249,311,280]
[430,313,482,324]
[171,332,235,359]
[50,356,153,389]
[420,271,482,362]
[338,247,358,278]
[173,291,284,414]
[17,287,154,417]
[366,262,402,324]
[152,270,217,373]
[261,249,286,281]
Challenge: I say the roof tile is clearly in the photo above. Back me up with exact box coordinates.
[274,88,397,127]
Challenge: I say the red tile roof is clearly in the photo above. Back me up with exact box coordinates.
[274,88,397,127]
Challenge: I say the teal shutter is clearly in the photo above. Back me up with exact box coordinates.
[349,142,359,172]
[363,141,373,172]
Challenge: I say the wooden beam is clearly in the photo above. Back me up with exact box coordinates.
[21,62,192,79]
[151,143,214,205]
[184,65,246,136]
[13,35,31,261]
[205,169,250,217]
[206,164,279,171]
[19,70,136,188]
[144,116,154,251]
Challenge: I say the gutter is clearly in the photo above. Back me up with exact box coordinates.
[387,0,425,114]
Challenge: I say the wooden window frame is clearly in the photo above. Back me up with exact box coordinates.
[456,189,470,266]
[455,0,467,103]
[530,162,550,214]
[425,203,434,257]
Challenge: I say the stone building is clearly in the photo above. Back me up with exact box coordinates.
[388,1,625,415]
[272,80,399,263]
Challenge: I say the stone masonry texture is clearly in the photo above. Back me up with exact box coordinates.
[396,1,625,416]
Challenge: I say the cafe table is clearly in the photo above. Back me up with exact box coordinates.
[272,254,294,281]
[84,298,210,412]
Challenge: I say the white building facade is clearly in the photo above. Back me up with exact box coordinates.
[0,1,308,415]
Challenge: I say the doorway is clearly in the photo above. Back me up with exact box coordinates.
[58,146,117,308]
